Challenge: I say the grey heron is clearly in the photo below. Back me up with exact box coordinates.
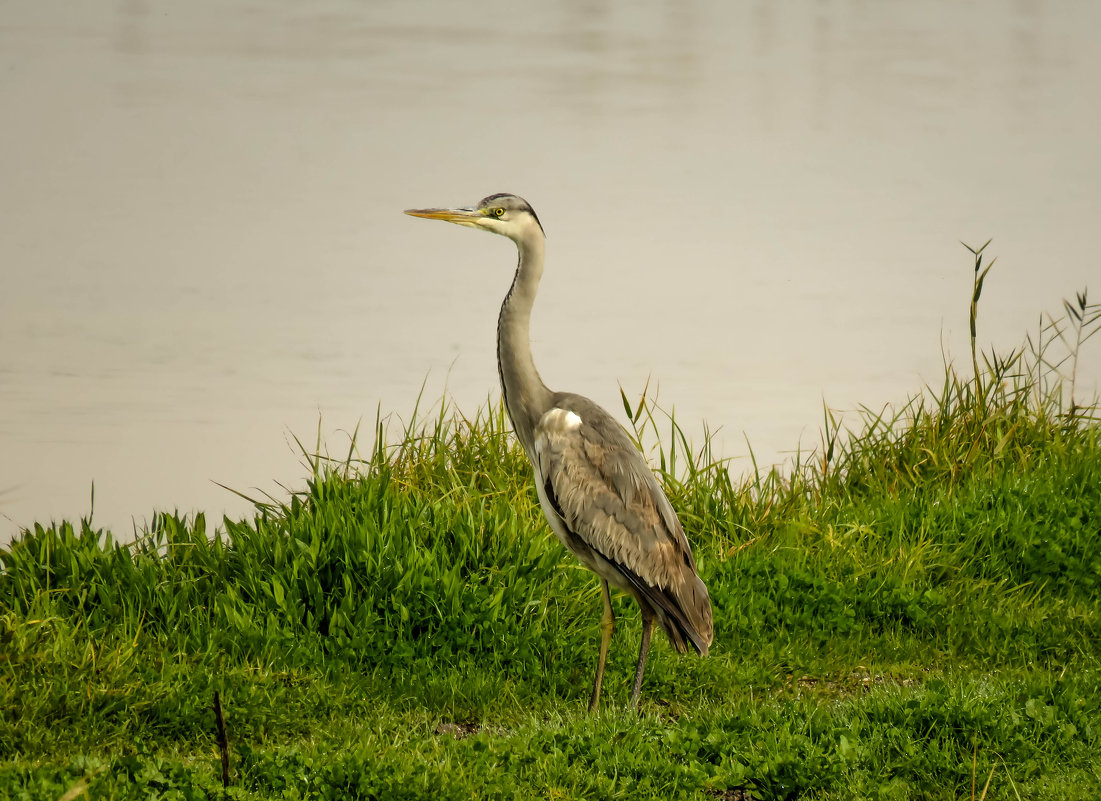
[405,193,713,710]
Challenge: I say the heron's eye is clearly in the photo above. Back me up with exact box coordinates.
[494,207,505,217]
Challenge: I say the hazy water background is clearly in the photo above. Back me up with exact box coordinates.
[2,1,1099,541]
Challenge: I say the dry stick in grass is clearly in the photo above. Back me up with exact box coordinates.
[214,690,230,788]
[56,767,105,801]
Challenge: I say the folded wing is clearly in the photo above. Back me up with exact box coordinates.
[533,393,713,655]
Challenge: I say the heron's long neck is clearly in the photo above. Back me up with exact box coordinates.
[497,235,553,457]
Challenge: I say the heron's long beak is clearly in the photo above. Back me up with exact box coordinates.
[403,207,485,228]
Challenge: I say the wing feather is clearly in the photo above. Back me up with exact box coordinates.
[533,393,713,654]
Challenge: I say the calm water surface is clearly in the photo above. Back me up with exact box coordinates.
[2,1,1099,540]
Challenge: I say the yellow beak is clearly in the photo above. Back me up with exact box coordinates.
[403,207,484,226]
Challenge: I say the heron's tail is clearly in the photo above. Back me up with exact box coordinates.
[669,571,713,657]
[621,565,714,657]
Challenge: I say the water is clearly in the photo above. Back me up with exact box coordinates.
[2,0,1098,541]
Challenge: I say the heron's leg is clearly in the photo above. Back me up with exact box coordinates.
[628,605,655,710]
[588,579,615,712]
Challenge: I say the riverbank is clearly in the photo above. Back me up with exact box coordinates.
[2,287,1099,799]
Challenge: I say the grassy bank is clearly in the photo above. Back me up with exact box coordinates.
[2,258,1100,799]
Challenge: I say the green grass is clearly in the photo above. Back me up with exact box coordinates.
[2,249,1100,800]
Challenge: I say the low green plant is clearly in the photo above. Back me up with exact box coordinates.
[1,244,1099,799]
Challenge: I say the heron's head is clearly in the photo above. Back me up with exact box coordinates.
[404,193,545,243]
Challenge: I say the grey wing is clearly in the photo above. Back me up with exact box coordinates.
[533,393,713,655]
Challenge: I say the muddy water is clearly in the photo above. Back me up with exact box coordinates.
[2,1,1099,539]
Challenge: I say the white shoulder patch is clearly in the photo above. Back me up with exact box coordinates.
[541,407,582,433]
